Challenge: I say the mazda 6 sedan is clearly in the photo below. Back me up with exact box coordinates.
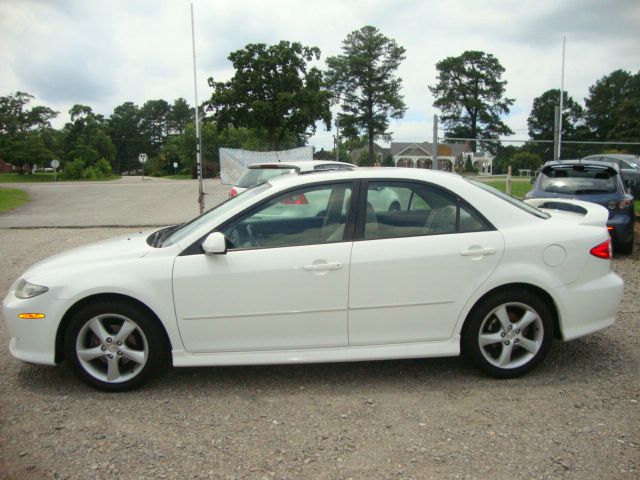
[3,168,624,391]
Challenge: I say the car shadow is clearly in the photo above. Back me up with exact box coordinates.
[12,332,625,396]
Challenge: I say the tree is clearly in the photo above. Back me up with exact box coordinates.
[527,89,591,159]
[140,99,171,156]
[167,98,193,135]
[108,102,142,174]
[0,91,58,172]
[429,51,515,152]
[325,26,407,160]
[62,104,115,178]
[206,41,332,150]
[586,69,640,149]
[528,89,585,140]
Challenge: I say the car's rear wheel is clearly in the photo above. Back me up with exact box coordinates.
[462,290,553,378]
[64,301,167,391]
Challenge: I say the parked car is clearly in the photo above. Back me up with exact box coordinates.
[229,160,355,198]
[582,154,640,197]
[4,168,623,391]
[525,160,634,254]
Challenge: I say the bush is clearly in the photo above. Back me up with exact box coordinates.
[62,158,85,179]
[62,157,112,180]
[382,155,395,167]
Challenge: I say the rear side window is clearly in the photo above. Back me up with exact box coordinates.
[539,165,618,194]
[363,181,492,240]
[236,167,297,188]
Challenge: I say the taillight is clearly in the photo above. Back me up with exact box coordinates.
[280,193,308,205]
[590,239,612,259]
[229,188,238,198]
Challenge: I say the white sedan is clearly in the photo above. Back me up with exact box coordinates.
[3,168,624,391]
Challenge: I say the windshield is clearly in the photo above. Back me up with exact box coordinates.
[161,183,272,247]
[468,179,550,219]
[236,167,297,188]
[539,165,617,194]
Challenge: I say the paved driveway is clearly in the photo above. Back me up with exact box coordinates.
[0,177,229,228]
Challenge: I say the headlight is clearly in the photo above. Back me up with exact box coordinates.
[15,279,49,299]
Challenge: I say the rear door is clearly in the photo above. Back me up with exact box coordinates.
[348,180,504,345]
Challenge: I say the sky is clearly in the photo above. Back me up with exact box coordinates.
[1,0,639,152]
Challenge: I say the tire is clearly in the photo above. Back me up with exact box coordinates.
[615,231,634,255]
[63,300,167,391]
[461,290,553,378]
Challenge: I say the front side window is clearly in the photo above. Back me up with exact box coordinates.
[221,183,352,249]
[363,181,490,240]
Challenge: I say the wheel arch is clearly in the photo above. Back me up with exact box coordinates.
[55,293,173,364]
[461,283,561,340]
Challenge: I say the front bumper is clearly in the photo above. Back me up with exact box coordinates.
[2,291,68,366]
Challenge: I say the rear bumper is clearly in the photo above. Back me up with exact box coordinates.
[607,213,634,244]
[552,270,624,341]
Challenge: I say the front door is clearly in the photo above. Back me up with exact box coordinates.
[173,182,355,353]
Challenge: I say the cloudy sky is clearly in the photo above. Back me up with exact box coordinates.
[1,0,639,151]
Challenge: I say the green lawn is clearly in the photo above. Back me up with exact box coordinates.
[0,173,120,183]
[163,174,193,180]
[484,180,533,199]
[0,187,30,213]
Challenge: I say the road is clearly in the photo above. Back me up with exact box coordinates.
[0,177,229,228]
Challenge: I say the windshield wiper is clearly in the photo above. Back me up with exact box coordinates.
[148,224,183,247]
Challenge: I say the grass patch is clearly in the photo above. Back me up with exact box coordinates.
[0,187,30,213]
[0,173,120,183]
[484,180,533,199]
[163,174,193,180]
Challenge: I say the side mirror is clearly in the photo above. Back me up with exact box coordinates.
[530,177,536,184]
[202,232,227,254]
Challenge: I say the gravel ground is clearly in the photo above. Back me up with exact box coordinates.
[0,227,638,480]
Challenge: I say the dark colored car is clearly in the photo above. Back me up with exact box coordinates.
[526,160,634,254]
[582,154,640,197]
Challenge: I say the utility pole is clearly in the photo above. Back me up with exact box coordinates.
[191,3,204,214]
[553,106,560,160]
[432,115,439,170]
[557,36,566,160]
[335,115,340,162]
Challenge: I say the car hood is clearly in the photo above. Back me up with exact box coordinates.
[22,229,157,283]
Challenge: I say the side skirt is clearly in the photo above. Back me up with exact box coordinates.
[171,337,460,367]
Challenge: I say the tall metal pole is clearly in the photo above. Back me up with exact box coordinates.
[557,36,566,160]
[553,106,560,160]
[335,115,340,162]
[191,3,204,214]
[432,115,438,170]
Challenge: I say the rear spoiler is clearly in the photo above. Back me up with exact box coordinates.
[524,198,609,227]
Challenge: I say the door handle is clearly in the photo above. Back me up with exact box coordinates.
[460,247,497,257]
[303,262,343,271]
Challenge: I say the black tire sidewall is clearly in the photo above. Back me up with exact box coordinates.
[63,301,166,392]
[462,290,554,378]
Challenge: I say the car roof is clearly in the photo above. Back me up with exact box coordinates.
[247,160,356,171]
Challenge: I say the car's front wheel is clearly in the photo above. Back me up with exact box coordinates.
[462,290,553,378]
[64,301,167,391]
